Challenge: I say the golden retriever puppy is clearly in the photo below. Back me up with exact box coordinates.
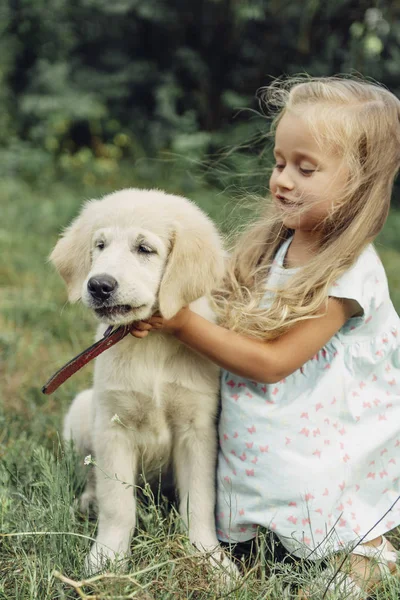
[51,188,234,576]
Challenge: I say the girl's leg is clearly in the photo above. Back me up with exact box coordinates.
[340,536,398,593]
[298,535,399,599]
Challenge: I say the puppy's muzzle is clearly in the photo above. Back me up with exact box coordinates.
[88,275,118,302]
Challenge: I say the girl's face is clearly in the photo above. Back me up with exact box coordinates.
[269,111,348,232]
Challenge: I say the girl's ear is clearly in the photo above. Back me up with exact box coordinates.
[49,202,96,302]
[158,219,225,319]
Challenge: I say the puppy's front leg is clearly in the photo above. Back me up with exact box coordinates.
[173,413,221,551]
[86,424,137,574]
[173,417,239,581]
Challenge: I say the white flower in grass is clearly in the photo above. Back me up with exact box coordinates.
[111,413,122,425]
[84,454,93,466]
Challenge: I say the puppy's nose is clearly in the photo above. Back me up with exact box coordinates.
[87,275,118,300]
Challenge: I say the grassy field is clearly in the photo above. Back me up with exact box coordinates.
[1,169,400,600]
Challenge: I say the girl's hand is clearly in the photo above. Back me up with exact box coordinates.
[129,306,191,338]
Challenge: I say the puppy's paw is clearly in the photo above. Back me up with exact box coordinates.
[84,542,107,575]
[84,542,129,575]
[79,489,96,513]
[208,550,241,588]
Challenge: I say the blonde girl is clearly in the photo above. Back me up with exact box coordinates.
[132,75,400,598]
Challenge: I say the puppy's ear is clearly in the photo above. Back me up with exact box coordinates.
[158,217,225,319]
[49,201,95,302]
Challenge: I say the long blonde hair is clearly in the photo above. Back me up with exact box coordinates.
[212,75,400,340]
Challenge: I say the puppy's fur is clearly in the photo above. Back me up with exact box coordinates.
[52,189,230,573]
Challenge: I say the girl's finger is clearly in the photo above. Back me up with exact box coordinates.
[134,321,152,331]
[130,329,149,338]
[148,316,164,326]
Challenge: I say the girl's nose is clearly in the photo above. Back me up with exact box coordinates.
[276,167,294,190]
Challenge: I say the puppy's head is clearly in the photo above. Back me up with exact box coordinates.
[50,188,225,324]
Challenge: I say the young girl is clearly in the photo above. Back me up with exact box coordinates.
[132,75,400,598]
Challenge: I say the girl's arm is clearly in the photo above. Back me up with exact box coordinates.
[132,298,356,383]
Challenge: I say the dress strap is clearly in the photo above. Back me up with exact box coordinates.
[274,237,293,267]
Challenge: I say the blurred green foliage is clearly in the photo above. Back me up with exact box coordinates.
[2,0,400,202]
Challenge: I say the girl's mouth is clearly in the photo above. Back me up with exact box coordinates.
[276,195,298,208]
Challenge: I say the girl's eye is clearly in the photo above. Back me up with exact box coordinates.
[300,167,316,175]
[138,244,155,254]
[274,163,285,171]
[95,241,105,250]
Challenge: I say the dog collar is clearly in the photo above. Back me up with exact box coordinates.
[42,325,132,395]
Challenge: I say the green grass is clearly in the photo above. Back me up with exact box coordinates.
[1,170,400,599]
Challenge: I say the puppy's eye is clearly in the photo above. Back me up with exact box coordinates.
[138,244,155,254]
[95,240,105,250]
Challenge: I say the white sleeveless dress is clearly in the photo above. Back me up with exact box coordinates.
[216,238,400,558]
